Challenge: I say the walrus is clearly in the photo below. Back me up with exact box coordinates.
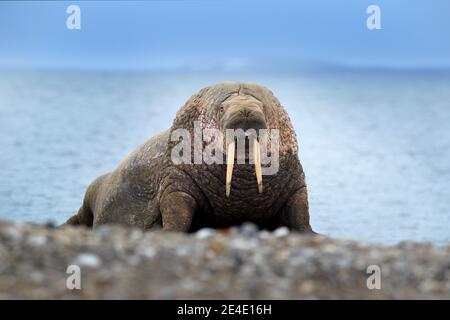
[65,82,314,233]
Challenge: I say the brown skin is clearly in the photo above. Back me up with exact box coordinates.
[65,82,314,233]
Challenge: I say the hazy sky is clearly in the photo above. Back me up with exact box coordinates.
[0,0,449,70]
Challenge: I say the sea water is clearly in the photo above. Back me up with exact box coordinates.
[0,69,449,245]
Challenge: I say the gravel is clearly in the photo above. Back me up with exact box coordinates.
[0,220,449,299]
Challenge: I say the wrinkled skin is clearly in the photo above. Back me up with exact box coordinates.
[65,82,314,233]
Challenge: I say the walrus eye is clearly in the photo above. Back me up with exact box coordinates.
[220,106,224,113]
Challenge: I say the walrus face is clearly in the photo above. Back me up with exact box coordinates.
[218,94,267,197]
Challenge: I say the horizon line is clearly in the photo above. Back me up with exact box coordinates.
[1,62,450,74]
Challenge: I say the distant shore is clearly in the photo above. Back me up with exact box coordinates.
[0,220,448,299]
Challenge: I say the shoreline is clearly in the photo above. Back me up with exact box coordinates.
[0,220,449,299]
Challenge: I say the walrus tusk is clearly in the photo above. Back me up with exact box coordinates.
[253,137,263,193]
[226,141,235,197]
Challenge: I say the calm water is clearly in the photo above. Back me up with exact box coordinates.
[0,69,449,245]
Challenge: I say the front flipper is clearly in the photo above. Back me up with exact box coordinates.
[160,191,197,232]
[280,186,315,233]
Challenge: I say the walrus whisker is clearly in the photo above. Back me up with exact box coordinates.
[226,141,235,197]
[253,136,263,193]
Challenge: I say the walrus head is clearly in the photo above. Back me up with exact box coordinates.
[170,82,298,198]
[218,94,267,196]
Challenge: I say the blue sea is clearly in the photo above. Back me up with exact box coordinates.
[0,69,449,245]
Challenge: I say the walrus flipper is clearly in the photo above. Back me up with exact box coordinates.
[160,191,197,231]
[64,204,93,227]
[280,185,314,233]
[63,173,108,227]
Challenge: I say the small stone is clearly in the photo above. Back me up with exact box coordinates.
[75,253,102,268]
[273,227,289,238]
[129,229,144,241]
[141,247,156,258]
[27,235,47,247]
[127,255,141,266]
[44,220,57,229]
[30,271,44,283]
[230,238,250,251]
[208,239,226,255]
[298,280,315,294]
[195,228,216,239]
[2,225,24,240]
[175,246,191,256]
[258,230,272,240]
[240,222,258,237]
